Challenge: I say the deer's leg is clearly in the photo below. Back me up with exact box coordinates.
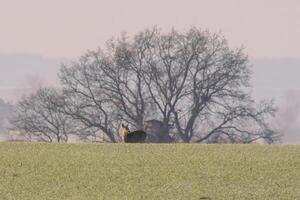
[122,134,125,143]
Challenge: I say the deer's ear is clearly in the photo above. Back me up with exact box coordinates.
[122,123,125,128]
[126,124,129,128]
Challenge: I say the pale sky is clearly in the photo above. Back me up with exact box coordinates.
[0,0,299,59]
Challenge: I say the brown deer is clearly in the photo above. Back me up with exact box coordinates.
[121,124,147,143]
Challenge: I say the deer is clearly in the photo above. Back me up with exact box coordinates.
[121,124,147,143]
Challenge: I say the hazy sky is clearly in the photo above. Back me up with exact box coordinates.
[0,0,299,59]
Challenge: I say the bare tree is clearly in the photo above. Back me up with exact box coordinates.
[57,27,279,143]
[100,37,152,129]
[59,53,122,142]
[112,27,278,143]
[11,88,77,142]
[58,36,155,141]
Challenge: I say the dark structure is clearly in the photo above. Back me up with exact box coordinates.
[144,119,173,143]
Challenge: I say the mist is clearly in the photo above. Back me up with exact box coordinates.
[0,55,300,143]
[252,58,300,143]
[0,54,62,102]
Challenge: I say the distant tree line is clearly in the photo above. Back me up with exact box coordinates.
[10,27,280,143]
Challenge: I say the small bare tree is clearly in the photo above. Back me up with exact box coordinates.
[11,88,77,142]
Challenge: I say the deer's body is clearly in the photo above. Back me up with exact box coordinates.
[121,124,147,143]
[125,130,147,143]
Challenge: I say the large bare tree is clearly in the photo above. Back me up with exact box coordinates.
[52,27,279,143]
[105,27,278,143]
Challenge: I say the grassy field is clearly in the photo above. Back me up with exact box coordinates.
[0,143,299,200]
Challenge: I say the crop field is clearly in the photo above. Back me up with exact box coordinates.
[0,143,299,200]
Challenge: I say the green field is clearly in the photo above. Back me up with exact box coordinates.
[0,143,299,200]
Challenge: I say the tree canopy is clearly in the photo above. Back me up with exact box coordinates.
[12,27,279,143]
